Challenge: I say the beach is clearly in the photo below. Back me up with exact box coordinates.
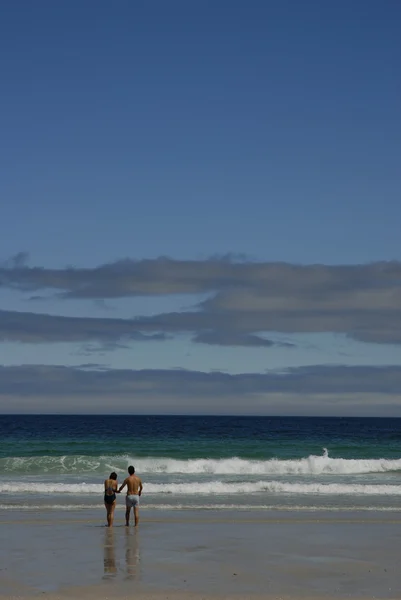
[1,508,400,600]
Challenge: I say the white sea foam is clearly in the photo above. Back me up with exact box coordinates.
[2,480,401,495]
[132,452,401,476]
[2,450,401,476]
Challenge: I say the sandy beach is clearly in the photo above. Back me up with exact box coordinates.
[0,508,400,600]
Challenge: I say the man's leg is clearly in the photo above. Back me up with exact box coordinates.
[134,505,139,527]
[125,506,131,526]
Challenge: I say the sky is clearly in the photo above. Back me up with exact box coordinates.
[0,1,400,415]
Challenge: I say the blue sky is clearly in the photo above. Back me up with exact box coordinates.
[1,1,400,414]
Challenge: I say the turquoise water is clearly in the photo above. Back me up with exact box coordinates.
[1,415,401,511]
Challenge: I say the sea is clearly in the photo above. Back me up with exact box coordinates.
[1,415,401,513]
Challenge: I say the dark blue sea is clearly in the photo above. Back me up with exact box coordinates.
[1,415,401,511]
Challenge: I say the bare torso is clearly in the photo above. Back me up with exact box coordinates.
[124,475,142,495]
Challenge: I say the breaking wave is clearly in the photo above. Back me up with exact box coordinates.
[2,450,401,476]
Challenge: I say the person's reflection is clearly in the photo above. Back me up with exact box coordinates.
[125,527,140,580]
[103,528,117,578]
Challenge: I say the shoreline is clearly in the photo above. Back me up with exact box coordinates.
[2,501,401,512]
[2,505,401,521]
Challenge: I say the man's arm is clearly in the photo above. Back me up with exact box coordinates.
[118,478,127,493]
[139,479,143,496]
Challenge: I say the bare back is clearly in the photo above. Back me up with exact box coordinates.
[124,474,142,495]
[104,478,117,495]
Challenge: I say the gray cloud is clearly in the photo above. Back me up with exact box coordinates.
[130,307,401,344]
[0,309,282,347]
[192,331,276,347]
[1,255,401,304]
[1,364,401,396]
[73,341,132,356]
[1,256,401,345]
[0,309,168,344]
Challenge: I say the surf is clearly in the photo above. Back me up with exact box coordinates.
[2,449,401,476]
[2,480,401,496]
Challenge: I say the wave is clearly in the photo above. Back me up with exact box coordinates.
[2,450,401,476]
[2,480,401,495]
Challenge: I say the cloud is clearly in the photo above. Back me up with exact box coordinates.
[0,309,284,348]
[1,364,401,396]
[0,364,400,415]
[0,310,168,344]
[73,341,132,356]
[1,256,401,345]
[2,255,401,304]
[1,252,30,269]
[192,331,276,347]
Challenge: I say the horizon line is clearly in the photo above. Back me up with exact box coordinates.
[1,413,400,419]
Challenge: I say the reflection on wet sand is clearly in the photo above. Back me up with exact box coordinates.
[125,527,140,580]
[103,529,117,578]
[102,527,141,581]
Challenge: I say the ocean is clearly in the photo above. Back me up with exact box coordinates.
[1,415,401,513]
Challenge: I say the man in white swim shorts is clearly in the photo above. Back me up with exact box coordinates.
[118,465,143,527]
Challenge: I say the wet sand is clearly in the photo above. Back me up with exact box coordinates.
[0,508,400,599]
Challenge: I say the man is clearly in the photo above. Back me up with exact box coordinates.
[118,465,143,527]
